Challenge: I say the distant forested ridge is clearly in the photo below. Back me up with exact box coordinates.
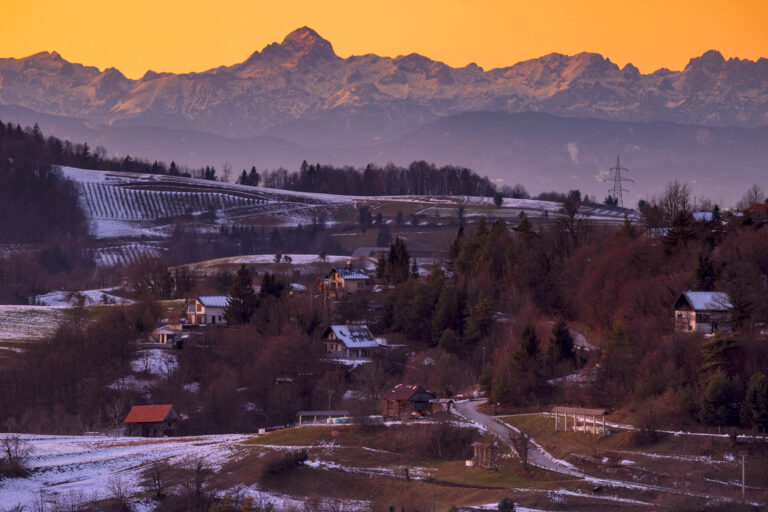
[261,160,498,197]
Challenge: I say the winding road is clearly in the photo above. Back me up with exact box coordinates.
[454,400,581,476]
[452,400,719,498]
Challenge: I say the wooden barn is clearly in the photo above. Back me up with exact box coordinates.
[123,404,179,437]
[382,384,435,418]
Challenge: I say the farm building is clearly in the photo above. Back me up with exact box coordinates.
[322,323,381,359]
[297,410,350,425]
[382,384,435,418]
[674,291,733,334]
[123,404,179,437]
[183,296,229,325]
[150,324,182,344]
[318,263,369,297]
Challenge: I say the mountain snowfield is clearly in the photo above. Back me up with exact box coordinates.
[2,27,767,140]
[3,29,767,205]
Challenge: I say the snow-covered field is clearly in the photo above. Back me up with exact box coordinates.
[60,166,635,242]
[0,433,251,510]
[0,433,378,511]
[92,243,163,266]
[0,306,68,342]
[33,288,133,307]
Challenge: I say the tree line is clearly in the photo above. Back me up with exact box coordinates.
[260,160,498,197]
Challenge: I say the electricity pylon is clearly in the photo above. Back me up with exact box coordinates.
[604,155,633,208]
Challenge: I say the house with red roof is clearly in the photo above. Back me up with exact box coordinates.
[123,404,179,437]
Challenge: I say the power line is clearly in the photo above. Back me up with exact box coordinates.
[604,155,634,208]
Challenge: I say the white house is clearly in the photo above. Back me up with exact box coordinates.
[184,296,229,325]
[322,323,381,359]
[318,263,369,297]
[674,291,733,334]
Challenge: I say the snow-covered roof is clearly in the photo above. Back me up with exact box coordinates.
[290,283,307,292]
[679,291,733,311]
[198,296,230,308]
[332,267,368,280]
[693,212,713,222]
[326,324,379,348]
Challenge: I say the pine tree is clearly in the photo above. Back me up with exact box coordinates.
[711,204,722,224]
[259,271,286,299]
[514,213,535,245]
[516,323,540,360]
[695,249,716,290]
[223,265,258,325]
[700,334,741,376]
[547,319,575,371]
[383,236,411,284]
[248,166,260,186]
[699,372,742,427]
[238,170,248,185]
[742,372,768,431]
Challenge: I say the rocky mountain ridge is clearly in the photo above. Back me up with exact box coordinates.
[1,27,767,146]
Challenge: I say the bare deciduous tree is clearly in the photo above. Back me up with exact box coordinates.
[656,180,692,225]
[1,435,31,477]
[737,183,766,210]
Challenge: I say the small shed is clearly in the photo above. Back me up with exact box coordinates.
[674,291,733,334]
[297,410,350,425]
[123,404,178,437]
[382,384,435,418]
[151,324,182,344]
[470,441,498,469]
[552,406,608,435]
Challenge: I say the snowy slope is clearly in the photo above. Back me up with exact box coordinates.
[0,433,251,509]
[61,166,635,242]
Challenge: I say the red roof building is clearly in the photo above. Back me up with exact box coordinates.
[123,405,178,437]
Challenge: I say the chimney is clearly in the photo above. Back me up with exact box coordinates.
[346,260,351,269]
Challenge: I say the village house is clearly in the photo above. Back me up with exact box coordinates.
[381,384,435,419]
[322,323,381,359]
[183,296,229,325]
[123,404,179,437]
[317,262,368,297]
[674,290,733,334]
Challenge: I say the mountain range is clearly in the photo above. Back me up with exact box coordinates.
[1,27,767,205]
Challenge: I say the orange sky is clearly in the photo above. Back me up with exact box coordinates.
[1,0,766,79]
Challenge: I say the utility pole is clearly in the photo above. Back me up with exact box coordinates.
[604,155,634,208]
[741,453,746,502]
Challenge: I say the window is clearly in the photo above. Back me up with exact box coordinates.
[197,303,203,312]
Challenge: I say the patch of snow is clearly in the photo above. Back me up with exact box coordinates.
[183,382,200,393]
[0,433,251,510]
[131,349,178,376]
[33,288,132,307]
[0,305,68,341]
